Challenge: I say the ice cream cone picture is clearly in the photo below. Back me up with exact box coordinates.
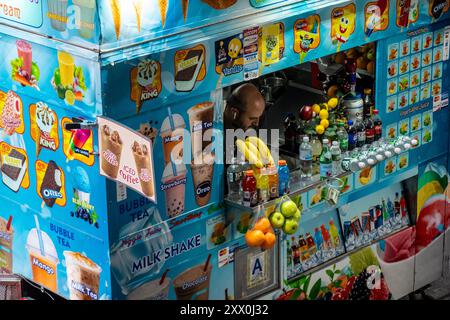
[110,0,121,39]
[30,102,58,158]
[132,141,154,198]
[0,90,24,136]
[182,0,189,21]
[294,15,321,64]
[133,0,143,32]
[36,160,66,208]
[331,4,356,52]
[130,59,162,113]
[158,0,168,27]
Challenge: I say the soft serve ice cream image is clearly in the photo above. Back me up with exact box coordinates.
[35,102,56,157]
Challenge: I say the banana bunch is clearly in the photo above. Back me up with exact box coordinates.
[235,136,275,169]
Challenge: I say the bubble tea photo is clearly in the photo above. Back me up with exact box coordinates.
[64,251,102,300]
[26,220,59,292]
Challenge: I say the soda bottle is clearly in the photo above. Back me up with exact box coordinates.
[242,170,257,207]
[298,235,310,262]
[278,160,290,196]
[373,109,382,141]
[394,192,401,217]
[347,120,357,151]
[306,233,317,256]
[400,190,408,224]
[363,88,374,119]
[381,198,391,228]
[331,141,342,176]
[267,165,279,200]
[286,239,293,270]
[336,122,349,152]
[255,168,269,203]
[329,219,341,248]
[355,116,366,148]
[311,134,322,175]
[314,227,323,251]
[321,224,333,249]
[291,237,300,266]
[364,112,375,145]
[319,139,332,180]
[299,136,313,180]
[226,157,243,201]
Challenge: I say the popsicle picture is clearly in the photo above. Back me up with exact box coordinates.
[62,118,94,166]
[429,0,449,21]
[0,90,24,136]
[364,0,389,37]
[293,15,320,63]
[330,4,356,52]
[11,40,40,90]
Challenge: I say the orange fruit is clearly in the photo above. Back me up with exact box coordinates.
[245,230,265,247]
[261,232,276,249]
[253,217,271,233]
[327,85,339,98]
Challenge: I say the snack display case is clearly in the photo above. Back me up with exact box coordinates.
[0,0,449,300]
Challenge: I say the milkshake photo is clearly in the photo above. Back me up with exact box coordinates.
[173,255,212,300]
[126,271,171,300]
[64,251,102,300]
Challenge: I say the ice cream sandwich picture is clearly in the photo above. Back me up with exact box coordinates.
[36,160,66,208]
[0,90,24,136]
[174,45,206,92]
[0,143,29,192]
[30,102,59,157]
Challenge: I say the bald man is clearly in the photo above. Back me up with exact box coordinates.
[224,83,265,131]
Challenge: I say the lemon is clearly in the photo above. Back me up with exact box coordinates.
[65,90,76,106]
[312,104,321,114]
[328,98,338,108]
[319,109,329,120]
[320,119,329,128]
[316,125,325,135]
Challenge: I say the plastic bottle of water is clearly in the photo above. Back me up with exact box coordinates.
[330,141,342,176]
[299,136,313,180]
[336,122,349,153]
[227,157,243,201]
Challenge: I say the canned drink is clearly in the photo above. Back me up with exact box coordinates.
[361,212,371,233]
[343,221,352,240]
[351,217,362,237]
[375,205,383,229]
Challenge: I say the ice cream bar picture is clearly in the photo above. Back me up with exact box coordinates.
[1,149,27,192]
[0,90,23,136]
[40,160,64,208]
[175,49,204,92]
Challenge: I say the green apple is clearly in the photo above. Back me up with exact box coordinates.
[283,218,299,235]
[280,200,297,218]
[366,48,375,61]
[293,209,301,222]
[269,212,285,229]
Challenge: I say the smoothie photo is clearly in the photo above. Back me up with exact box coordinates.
[64,251,102,300]
[73,0,97,39]
[47,0,69,31]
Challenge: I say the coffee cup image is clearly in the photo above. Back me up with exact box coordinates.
[100,125,123,179]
